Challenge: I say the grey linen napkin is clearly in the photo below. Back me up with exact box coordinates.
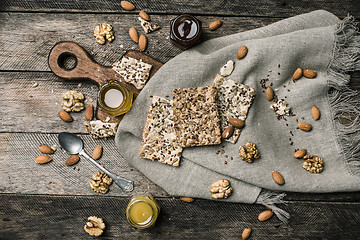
[115,10,360,221]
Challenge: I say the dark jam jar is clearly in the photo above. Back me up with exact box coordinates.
[170,15,202,50]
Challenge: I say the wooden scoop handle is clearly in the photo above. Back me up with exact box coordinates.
[48,41,119,86]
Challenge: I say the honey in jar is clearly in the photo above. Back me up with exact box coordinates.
[170,14,202,50]
[97,80,133,116]
[126,194,160,229]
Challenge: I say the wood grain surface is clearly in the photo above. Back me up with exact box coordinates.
[1,194,360,239]
[1,0,360,239]
[1,0,359,18]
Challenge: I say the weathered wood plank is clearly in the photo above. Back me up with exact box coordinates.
[0,72,99,133]
[0,132,167,196]
[0,72,358,133]
[1,194,360,239]
[0,12,278,71]
[0,0,359,18]
[1,131,359,202]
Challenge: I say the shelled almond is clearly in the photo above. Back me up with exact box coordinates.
[209,20,222,31]
[38,145,54,154]
[92,145,103,160]
[139,10,150,21]
[294,149,307,159]
[222,125,234,139]
[258,210,274,222]
[65,155,80,166]
[303,69,317,78]
[242,227,252,240]
[139,34,147,51]
[272,171,285,185]
[59,110,73,122]
[120,1,135,11]
[298,122,312,132]
[129,27,139,43]
[312,106,320,120]
[85,104,94,120]
[35,155,52,164]
[266,86,274,101]
[292,68,303,81]
[180,197,195,203]
[228,118,244,128]
[237,45,248,59]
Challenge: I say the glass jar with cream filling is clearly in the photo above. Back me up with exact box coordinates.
[126,194,160,229]
[97,81,133,116]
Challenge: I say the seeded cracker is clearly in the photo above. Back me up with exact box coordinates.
[112,57,152,90]
[83,120,118,139]
[139,96,183,167]
[213,74,256,144]
[138,17,161,34]
[173,86,221,147]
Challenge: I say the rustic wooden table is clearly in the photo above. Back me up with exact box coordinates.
[1,1,360,239]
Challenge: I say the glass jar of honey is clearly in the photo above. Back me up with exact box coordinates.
[170,14,202,50]
[126,194,160,229]
[97,80,133,116]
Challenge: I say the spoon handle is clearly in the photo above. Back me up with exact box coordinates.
[79,149,134,192]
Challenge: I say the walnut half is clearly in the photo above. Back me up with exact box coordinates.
[302,155,324,173]
[61,90,85,112]
[84,216,105,237]
[94,23,114,44]
[90,172,113,194]
[210,179,232,199]
[239,142,260,163]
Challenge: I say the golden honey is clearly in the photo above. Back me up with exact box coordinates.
[126,194,160,229]
[97,80,133,116]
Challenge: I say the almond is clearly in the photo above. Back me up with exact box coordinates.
[38,145,54,154]
[120,1,135,11]
[272,171,285,185]
[139,34,147,51]
[228,118,245,128]
[139,10,150,21]
[237,45,248,59]
[303,69,317,78]
[59,110,72,122]
[242,227,252,240]
[85,104,94,120]
[180,197,195,203]
[298,122,312,132]
[266,86,274,101]
[312,105,320,120]
[294,149,307,159]
[292,68,303,81]
[222,125,234,139]
[92,145,103,160]
[258,210,274,222]
[209,20,222,31]
[128,27,139,43]
[65,155,80,166]
[35,155,52,164]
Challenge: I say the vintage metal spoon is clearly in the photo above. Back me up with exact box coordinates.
[58,132,134,192]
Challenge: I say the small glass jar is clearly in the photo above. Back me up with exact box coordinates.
[97,80,133,116]
[170,14,202,50]
[126,194,160,229]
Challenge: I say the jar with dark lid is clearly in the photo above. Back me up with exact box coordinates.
[170,15,202,50]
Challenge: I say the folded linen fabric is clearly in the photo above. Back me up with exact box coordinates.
[115,10,360,222]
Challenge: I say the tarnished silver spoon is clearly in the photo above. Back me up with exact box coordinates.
[58,132,134,192]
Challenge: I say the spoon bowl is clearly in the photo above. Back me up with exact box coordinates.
[58,132,134,192]
[58,132,84,154]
